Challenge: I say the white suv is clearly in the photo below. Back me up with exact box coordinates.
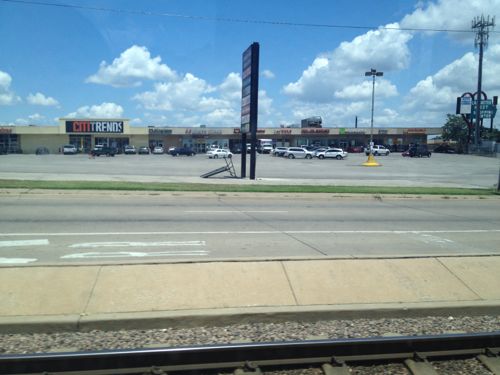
[365,145,390,156]
[284,147,315,159]
[316,148,348,160]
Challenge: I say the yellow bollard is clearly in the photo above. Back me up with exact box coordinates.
[362,153,381,167]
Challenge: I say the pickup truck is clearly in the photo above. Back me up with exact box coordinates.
[365,145,390,156]
[91,145,117,157]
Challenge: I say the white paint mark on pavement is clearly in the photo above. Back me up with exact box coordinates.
[185,210,288,213]
[0,239,49,247]
[1,229,499,236]
[61,250,209,259]
[69,241,206,248]
[0,257,38,264]
[418,234,455,245]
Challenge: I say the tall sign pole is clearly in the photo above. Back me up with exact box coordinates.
[240,42,259,180]
[472,15,495,148]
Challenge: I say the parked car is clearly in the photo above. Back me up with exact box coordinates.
[272,147,288,157]
[313,147,328,156]
[260,144,273,154]
[284,147,315,159]
[91,145,117,157]
[405,144,431,158]
[153,146,164,154]
[62,144,77,155]
[138,146,150,155]
[316,148,348,160]
[365,145,390,156]
[169,147,196,156]
[347,145,364,153]
[433,144,456,154]
[206,148,233,158]
[123,145,136,154]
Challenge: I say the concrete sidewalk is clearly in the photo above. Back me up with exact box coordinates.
[1,256,499,333]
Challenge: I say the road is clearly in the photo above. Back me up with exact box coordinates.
[0,153,498,187]
[1,191,499,266]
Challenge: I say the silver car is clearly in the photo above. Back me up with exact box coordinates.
[316,148,348,160]
[284,147,315,159]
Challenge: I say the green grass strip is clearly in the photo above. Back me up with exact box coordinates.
[0,179,497,195]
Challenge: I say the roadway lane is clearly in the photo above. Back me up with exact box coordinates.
[0,191,499,266]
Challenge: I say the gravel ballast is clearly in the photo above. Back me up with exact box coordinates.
[1,315,498,374]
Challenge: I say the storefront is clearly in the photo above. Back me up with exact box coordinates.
[0,120,439,154]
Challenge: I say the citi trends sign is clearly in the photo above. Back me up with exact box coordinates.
[65,121,124,133]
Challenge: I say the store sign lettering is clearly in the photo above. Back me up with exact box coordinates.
[274,129,292,135]
[301,128,330,134]
[0,128,13,134]
[66,121,124,133]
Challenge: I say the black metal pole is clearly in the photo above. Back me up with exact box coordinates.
[475,27,484,148]
[241,133,247,178]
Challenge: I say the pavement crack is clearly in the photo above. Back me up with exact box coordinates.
[78,265,103,329]
[435,258,483,300]
[216,197,328,256]
[280,261,299,306]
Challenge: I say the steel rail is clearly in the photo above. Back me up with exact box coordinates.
[0,331,499,374]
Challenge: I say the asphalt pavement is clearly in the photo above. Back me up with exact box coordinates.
[0,154,499,332]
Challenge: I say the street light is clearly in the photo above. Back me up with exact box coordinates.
[363,68,383,167]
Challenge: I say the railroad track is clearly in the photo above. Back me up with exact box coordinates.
[1,331,499,374]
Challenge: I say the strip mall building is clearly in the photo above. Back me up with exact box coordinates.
[0,118,440,154]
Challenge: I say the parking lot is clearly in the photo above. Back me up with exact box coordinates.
[0,152,498,188]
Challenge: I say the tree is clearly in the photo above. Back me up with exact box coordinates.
[442,114,469,153]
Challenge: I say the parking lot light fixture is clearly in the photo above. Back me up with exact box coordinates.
[363,68,383,167]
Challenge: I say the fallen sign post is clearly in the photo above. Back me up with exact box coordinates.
[200,157,237,178]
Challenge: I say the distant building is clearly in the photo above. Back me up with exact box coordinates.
[301,116,322,128]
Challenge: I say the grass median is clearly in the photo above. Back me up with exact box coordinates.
[0,179,497,195]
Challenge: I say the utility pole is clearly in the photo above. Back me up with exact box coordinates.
[472,15,495,149]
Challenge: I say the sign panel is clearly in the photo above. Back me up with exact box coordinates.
[241,43,259,134]
[66,120,124,133]
[471,99,495,118]
[460,97,472,114]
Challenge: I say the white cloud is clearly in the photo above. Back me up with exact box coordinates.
[401,0,500,42]
[133,73,213,111]
[403,45,500,114]
[66,102,124,118]
[86,45,176,87]
[28,113,45,121]
[27,92,59,106]
[334,80,398,100]
[282,23,411,102]
[14,113,46,125]
[0,70,21,105]
[262,70,275,79]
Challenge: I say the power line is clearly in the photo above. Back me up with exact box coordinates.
[1,0,496,34]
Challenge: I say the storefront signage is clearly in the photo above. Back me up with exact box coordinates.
[185,129,222,135]
[340,128,365,135]
[378,130,388,135]
[405,128,426,134]
[0,128,13,134]
[274,129,292,135]
[301,128,330,134]
[66,121,124,133]
[149,128,172,135]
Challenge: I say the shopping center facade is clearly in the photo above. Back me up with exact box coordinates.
[0,118,441,154]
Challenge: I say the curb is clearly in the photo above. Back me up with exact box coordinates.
[2,301,499,334]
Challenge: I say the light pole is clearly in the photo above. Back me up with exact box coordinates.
[363,68,383,167]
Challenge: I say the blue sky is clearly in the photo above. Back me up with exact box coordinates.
[1,0,499,128]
